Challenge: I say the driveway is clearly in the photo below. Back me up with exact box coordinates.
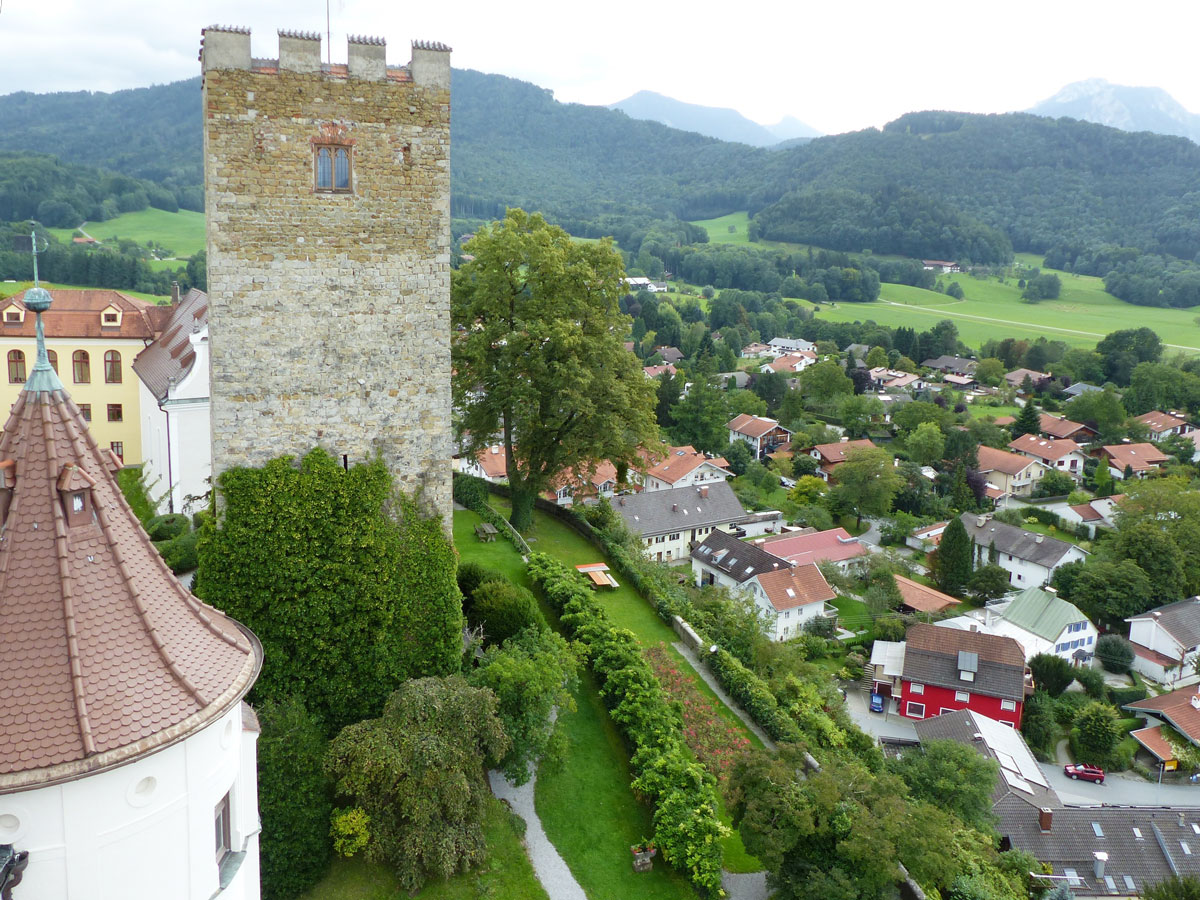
[1039,763,1200,807]
[843,687,918,741]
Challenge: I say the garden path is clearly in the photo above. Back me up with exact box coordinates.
[722,871,769,900]
[488,766,587,900]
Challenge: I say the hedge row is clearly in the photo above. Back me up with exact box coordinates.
[707,648,804,744]
[1110,686,1149,708]
[527,553,726,896]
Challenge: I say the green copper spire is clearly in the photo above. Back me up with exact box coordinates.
[23,230,63,393]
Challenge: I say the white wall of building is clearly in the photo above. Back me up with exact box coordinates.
[0,703,260,900]
[642,464,730,493]
[981,543,1087,589]
[1128,618,1196,685]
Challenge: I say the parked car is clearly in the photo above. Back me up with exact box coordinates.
[1064,764,1105,784]
[869,693,885,713]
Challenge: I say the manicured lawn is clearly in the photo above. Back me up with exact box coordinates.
[0,279,168,303]
[969,404,1020,420]
[45,208,206,259]
[831,594,873,638]
[1008,515,1088,547]
[299,796,549,900]
[805,266,1200,354]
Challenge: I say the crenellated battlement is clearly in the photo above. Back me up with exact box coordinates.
[200,26,450,86]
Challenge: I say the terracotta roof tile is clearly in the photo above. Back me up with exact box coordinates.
[132,289,208,402]
[811,439,876,465]
[755,564,835,611]
[1,289,163,340]
[894,575,961,613]
[1008,434,1083,462]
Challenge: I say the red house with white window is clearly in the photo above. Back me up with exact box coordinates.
[897,624,1030,728]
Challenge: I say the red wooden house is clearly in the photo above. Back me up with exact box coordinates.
[898,624,1030,728]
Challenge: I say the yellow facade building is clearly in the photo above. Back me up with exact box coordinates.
[0,289,168,464]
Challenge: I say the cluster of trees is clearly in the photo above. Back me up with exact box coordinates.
[751,185,1013,264]
[0,152,189,227]
[1104,255,1200,308]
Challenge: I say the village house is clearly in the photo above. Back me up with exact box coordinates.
[1126,598,1200,686]
[1096,442,1170,479]
[768,336,816,355]
[942,372,977,389]
[1059,494,1123,537]
[809,438,878,481]
[894,575,962,616]
[643,363,678,378]
[916,711,1200,896]
[691,530,835,641]
[753,526,868,569]
[1004,368,1049,390]
[1038,412,1097,443]
[1125,686,1200,773]
[1,288,171,465]
[545,461,620,505]
[887,624,1029,726]
[959,512,1089,587]
[906,520,949,551]
[654,346,684,365]
[1133,410,1193,441]
[640,445,731,492]
[867,366,923,391]
[976,445,1047,500]
[1063,382,1103,398]
[761,351,816,374]
[937,586,1098,662]
[728,413,792,458]
[1007,434,1088,481]
[921,259,962,273]
[921,355,977,376]
[615,480,781,562]
[716,371,750,390]
[740,342,774,358]
[133,287,211,514]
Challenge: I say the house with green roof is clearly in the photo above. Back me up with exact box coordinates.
[934,586,1098,663]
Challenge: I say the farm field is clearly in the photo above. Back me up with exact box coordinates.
[692,211,753,244]
[46,208,206,260]
[0,279,167,304]
[808,270,1200,354]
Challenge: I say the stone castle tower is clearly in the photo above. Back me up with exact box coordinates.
[200,26,452,521]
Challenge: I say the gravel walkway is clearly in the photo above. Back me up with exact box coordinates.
[672,642,776,750]
[723,871,770,900]
[488,766,586,900]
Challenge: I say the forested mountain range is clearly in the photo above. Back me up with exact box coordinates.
[607,90,820,147]
[1030,79,1200,144]
[3,70,1200,265]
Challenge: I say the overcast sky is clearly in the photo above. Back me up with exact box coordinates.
[1,0,1197,135]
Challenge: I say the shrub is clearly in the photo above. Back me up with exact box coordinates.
[1096,634,1135,674]
[258,696,332,900]
[330,808,371,858]
[1053,691,1092,726]
[145,512,190,541]
[192,507,213,530]
[1073,701,1120,766]
[1073,665,1107,699]
[471,580,542,644]
[802,614,837,638]
[452,472,491,511]
[116,465,157,524]
[456,561,509,611]
[1110,685,1148,708]
[1030,653,1073,697]
[874,616,908,643]
[158,529,200,573]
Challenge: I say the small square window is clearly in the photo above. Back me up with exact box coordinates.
[4,310,20,324]
[110,441,124,461]
[79,403,91,422]
[906,702,925,718]
[910,683,924,695]
[103,312,118,325]
[955,690,970,702]
[1000,699,1017,712]
[107,404,123,422]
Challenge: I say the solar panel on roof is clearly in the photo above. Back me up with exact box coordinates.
[1001,769,1033,794]
[958,651,979,672]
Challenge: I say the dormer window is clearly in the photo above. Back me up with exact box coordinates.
[3,306,22,325]
[100,307,122,327]
[57,463,97,527]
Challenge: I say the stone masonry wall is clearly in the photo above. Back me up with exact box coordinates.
[202,45,451,524]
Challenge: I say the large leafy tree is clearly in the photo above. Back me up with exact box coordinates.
[325,676,510,893]
[832,445,903,527]
[452,209,658,530]
[886,739,999,832]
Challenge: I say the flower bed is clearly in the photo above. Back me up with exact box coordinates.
[646,644,751,786]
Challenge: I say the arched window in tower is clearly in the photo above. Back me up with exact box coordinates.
[47,349,58,373]
[314,143,352,193]
[73,350,90,384]
[7,349,25,384]
[104,350,122,384]
[334,148,350,190]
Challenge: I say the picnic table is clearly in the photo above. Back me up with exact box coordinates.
[474,522,499,542]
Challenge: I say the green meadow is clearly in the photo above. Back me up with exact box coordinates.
[691,211,753,244]
[46,208,206,260]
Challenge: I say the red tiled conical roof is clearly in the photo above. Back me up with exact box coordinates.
[0,315,260,790]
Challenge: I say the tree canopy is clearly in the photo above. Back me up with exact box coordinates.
[452,209,658,529]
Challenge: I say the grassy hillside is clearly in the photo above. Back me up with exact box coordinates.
[46,208,205,259]
[692,211,752,244]
[809,268,1200,352]
[0,280,167,303]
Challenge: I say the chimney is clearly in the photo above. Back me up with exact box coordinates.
[1180,812,1187,828]
[700,486,709,499]
[1039,808,1053,832]
[1093,851,1108,881]
[618,497,625,506]
[1035,535,1044,544]
[975,515,986,528]
[171,281,181,304]
[672,503,678,513]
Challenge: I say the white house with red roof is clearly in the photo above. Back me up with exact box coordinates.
[0,288,263,900]
[643,363,678,379]
[1059,494,1123,537]
[1097,443,1170,479]
[868,367,924,391]
[1133,410,1193,441]
[641,445,731,492]
[460,443,510,481]
[1038,412,1095,443]
[976,445,1046,499]
[760,351,816,375]
[748,565,837,641]
[753,526,868,570]
[809,438,877,481]
[728,414,792,458]
[1007,434,1088,481]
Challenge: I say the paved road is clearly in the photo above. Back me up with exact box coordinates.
[843,688,918,741]
[1039,763,1200,807]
